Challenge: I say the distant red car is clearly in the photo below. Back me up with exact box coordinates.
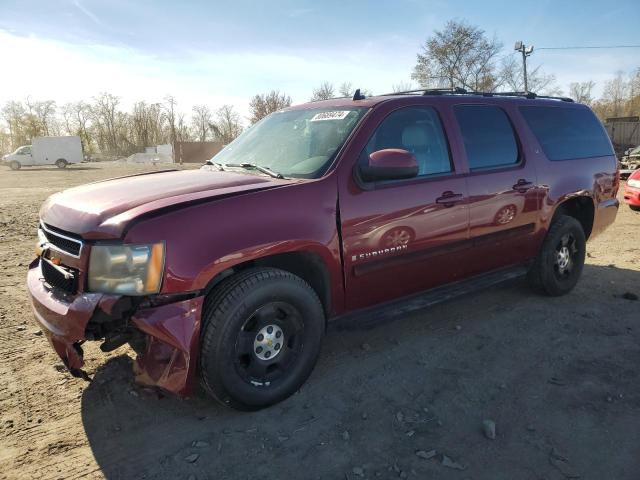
[623,169,640,211]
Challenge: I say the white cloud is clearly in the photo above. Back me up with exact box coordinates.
[0,30,416,121]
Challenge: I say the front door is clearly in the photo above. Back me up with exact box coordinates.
[339,105,470,310]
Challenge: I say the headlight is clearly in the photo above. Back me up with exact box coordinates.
[88,243,165,295]
[628,178,640,188]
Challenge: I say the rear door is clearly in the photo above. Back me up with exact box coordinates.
[453,104,542,274]
[338,104,470,310]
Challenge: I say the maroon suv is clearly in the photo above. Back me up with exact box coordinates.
[27,89,619,410]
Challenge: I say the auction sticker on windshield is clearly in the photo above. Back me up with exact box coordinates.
[310,111,351,121]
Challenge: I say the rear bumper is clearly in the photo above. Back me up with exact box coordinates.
[27,259,204,396]
[623,184,640,207]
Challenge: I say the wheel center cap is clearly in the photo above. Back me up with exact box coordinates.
[253,324,284,361]
[556,246,570,270]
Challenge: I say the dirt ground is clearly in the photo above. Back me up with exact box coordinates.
[0,162,639,480]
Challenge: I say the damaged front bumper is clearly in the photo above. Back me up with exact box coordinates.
[26,259,204,396]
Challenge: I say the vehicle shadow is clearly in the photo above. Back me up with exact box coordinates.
[81,263,640,479]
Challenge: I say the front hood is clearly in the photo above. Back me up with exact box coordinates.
[41,169,293,239]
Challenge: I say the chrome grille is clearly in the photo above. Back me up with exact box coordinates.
[40,223,83,257]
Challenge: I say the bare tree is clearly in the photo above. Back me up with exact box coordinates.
[248,90,292,124]
[163,95,178,145]
[91,92,121,154]
[412,20,502,91]
[311,81,335,101]
[191,105,212,142]
[569,81,596,105]
[601,72,629,117]
[392,81,414,93]
[1,101,27,149]
[210,105,242,145]
[338,82,373,97]
[131,101,165,148]
[498,55,560,94]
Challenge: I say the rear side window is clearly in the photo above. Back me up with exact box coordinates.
[454,105,519,170]
[519,106,613,161]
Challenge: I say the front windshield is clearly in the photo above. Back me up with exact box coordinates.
[210,107,368,178]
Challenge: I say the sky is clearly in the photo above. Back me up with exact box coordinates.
[0,0,638,120]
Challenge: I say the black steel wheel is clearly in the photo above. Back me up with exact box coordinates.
[200,268,324,410]
[527,214,586,296]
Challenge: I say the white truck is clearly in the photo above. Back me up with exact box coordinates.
[2,136,83,170]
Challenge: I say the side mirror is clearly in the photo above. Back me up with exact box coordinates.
[359,149,418,182]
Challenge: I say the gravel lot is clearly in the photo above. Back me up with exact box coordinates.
[0,162,639,480]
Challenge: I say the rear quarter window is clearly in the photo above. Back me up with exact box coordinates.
[519,106,613,161]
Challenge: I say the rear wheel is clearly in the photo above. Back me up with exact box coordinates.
[55,159,67,169]
[527,215,586,296]
[200,268,324,410]
[9,161,21,170]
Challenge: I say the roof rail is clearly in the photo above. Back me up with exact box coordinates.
[378,88,574,102]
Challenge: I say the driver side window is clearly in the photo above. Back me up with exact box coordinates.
[360,106,452,177]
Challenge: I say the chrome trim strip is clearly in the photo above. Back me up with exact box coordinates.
[39,222,83,258]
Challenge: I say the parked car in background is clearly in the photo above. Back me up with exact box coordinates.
[623,168,640,211]
[620,145,640,179]
[2,135,83,170]
[27,89,619,410]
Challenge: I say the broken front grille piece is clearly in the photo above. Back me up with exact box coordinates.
[41,258,78,294]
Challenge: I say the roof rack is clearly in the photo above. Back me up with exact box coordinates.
[378,88,574,102]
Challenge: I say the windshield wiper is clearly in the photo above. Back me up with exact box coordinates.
[204,160,226,171]
[224,163,286,179]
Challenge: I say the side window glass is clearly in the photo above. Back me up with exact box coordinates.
[360,106,452,178]
[454,105,519,170]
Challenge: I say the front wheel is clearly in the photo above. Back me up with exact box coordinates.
[527,215,586,296]
[200,268,325,410]
[9,161,21,170]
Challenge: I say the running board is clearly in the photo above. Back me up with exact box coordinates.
[331,264,530,330]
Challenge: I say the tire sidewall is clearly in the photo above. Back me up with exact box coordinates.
[539,217,586,295]
[201,273,324,409]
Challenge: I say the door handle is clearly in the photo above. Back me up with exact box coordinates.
[436,192,464,206]
[513,179,534,192]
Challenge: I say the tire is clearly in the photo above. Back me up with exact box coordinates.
[55,159,68,169]
[630,205,640,212]
[9,161,21,170]
[200,267,325,410]
[527,215,586,296]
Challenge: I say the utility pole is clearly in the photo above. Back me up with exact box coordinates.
[514,41,534,92]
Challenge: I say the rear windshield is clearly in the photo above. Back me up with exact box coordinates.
[519,106,613,161]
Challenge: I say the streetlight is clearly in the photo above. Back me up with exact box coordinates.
[514,41,534,93]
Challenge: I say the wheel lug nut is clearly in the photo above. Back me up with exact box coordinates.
[274,343,280,350]
[257,334,264,341]
[275,331,282,338]
[256,346,262,354]
[267,326,273,334]
[265,351,271,358]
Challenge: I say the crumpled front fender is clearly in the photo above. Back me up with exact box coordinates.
[131,296,204,397]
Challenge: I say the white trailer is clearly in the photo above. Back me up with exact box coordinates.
[2,136,83,170]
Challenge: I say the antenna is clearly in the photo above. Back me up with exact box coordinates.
[352,88,366,101]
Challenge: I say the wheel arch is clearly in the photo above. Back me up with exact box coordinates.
[202,250,334,318]
[551,195,595,240]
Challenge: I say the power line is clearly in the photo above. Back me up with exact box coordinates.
[537,45,640,50]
